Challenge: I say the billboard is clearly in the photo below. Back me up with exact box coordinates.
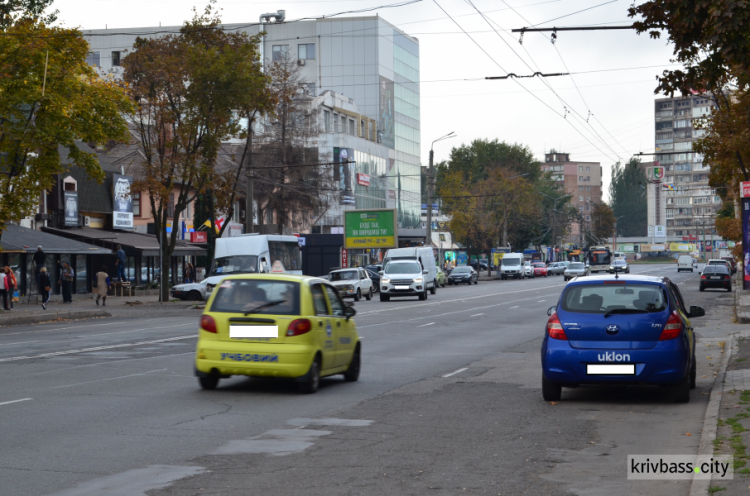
[112,173,134,229]
[343,209,397,249]
[654,225,666,238]
[647,166,665,181]
[744,198,750,289]
[64,192,78,226]
[379,76,395,149]
[334,147,355,205]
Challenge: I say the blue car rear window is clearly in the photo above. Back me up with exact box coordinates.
[561,284,668,314]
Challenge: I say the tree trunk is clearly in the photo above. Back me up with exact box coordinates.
[161,244,170,302]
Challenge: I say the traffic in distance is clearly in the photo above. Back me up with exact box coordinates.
[187,234,731,405]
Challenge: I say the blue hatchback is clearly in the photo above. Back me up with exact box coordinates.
[541,275,705,403]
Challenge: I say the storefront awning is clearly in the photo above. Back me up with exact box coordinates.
[42,227,207,257]
[3,224,112,254]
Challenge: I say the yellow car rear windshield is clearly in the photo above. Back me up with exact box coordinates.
[210,279,301,315]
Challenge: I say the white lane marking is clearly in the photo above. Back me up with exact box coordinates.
[509,306,519,309]
[470,313,484,317]
[418,322,435,327]
[443,368,468,378]
[46,369,167,390]
[21,352,196,377]
[0,335,196,363]
[0,340,40,347]
[537,300,545,302]
[80,323,195,338]
[356,283,566,316]
[0,398,32,407]
[0,318,194,337]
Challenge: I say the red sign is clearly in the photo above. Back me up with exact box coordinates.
[190,231,207,243]
[357,173,370,187]
[741,182,750,199]
[682,236,697,241]
[341,248,348,268]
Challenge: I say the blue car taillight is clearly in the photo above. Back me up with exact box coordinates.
[659,311,682,340]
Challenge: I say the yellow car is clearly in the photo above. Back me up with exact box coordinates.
[195,274,361,394]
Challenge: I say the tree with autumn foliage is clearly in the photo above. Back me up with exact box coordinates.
[590,203,616,243]
[122,3,272,299]
[0,18,133,246]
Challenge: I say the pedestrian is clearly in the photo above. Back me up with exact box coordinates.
[4,267,17,311]
[33,245,46,275]
[184,262,194,283]
[94,266,111,306]
[38,267,51,310]
[115,244,127,282]
[60,262,74,303]
[0,267,7,311]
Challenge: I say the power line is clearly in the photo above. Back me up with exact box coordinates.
[529,0,620,28]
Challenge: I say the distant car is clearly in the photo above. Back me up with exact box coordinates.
[436,266,447,287]
[469,260,488,271]
[542,275,704,403]
[700,265,732,292]
[329,268,373,301]
[171,280,208,301]
[677,255,694,272]
[524,260,534,278]
[720,256,737,274]
[547,262,567,276]
[563,262,588,281]
[364,267,381,292]
[448,266,478,285]
[609,259,630,274]
[707,259,733,274]
[532,262,548,277]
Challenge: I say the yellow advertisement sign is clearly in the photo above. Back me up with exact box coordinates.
[492,252,505,266]
[669,243,696,252]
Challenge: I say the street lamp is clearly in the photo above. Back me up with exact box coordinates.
[427,132,456,250]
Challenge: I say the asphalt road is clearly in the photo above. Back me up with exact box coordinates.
[0,263,737,495]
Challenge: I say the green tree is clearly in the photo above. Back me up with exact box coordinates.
[123,3,272,299]
[0,0,57,29]
[609,159,648,237]
[0,19,133,246]
[590,203,616,242]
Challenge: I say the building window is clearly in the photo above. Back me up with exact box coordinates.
[579,176,583,181]
[578,186,583,191]
[579,195,584,201]
[586,186,590,191]
[323,110,331,132]
[133,192,141,217]
[579,166,583,172]
[333,114,339,133]
[111,51,121,67]
[349,119,355,135]
[85,51,100,67]
[298,43,315,60]
[272,45,288,61]
[360,120,365,138]
[586,166,590,172]
[586,215,591,221]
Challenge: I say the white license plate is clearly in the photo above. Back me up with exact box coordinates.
[395,285,410,290]
[587,364,635,375]
[710,276,720,279]
[229,325,278,338]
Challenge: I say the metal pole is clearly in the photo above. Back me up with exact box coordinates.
[427,148,433,248]
[246,128,254,234]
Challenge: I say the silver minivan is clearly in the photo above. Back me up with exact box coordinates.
[383,247,438,295]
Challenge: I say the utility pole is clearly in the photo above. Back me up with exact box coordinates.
[427,132,455,250]
[245,128,254,234]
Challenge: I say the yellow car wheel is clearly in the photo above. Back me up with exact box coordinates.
[298,357,321,394]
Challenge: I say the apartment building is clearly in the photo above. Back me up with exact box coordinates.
[654,95,721,239]
[540,152,603,246]
[83,13,422,231]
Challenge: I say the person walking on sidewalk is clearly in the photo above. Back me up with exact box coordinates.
[185,262,194,283]
[33,245,46,275]
[60,262,74,303]
[38,267,51,310]
[115,245,127,282]
[94,266,111,306]
[0,268,7,311]
[4,267,17,311]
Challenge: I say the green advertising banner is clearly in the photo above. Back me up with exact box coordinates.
[343,209,398,249]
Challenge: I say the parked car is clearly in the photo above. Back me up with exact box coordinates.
[364,267,381,292]
[720,256,737,274]
[171,280,209,301]
[448,266,478,285]
[563,262,588,281]
[700,265,732,292]
[609,259,630,274]
[329,267,373,301]
[542,275,704,402]
[532,262,548,277]
[469,259,488,271]
[524,260,534,278]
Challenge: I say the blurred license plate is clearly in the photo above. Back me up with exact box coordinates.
[395,285,409,290]
[587,364,635,375]
[710,276,720,279]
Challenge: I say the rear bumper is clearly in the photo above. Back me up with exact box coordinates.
[195,339,316,378]
[542,335,690,385]
[700,280,731,288]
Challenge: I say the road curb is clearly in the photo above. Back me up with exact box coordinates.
[0,310,112,327]
[689,335,734,496]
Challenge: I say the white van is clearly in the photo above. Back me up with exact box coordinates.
[677,255,694,272]
[500,253,525,280]
[383,247,438,294]
[204,234,302,292]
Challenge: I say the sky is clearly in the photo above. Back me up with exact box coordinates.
[51,0,678,200]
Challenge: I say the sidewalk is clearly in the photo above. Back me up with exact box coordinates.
[0,293,202,327]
